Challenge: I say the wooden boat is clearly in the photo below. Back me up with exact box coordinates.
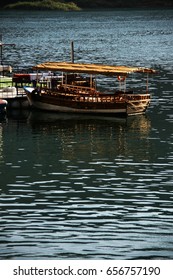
[24,61,156,116]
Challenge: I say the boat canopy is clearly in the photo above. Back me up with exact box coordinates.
[33,62,156,76]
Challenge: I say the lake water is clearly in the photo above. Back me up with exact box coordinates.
[0,9,173,260]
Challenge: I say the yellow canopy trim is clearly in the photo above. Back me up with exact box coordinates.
[33,61,156,76]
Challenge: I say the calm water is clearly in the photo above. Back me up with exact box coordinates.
[0,9,173,260]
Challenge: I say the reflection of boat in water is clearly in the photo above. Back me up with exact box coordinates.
[6,109,30,121]
[27,110,127,123]
[27,110,151,136]
[27,110,151,160]
[24,61,156,116]
[4,109,151,162]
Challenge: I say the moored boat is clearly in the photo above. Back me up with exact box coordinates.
[24,61,156,116]
[0,74,30,109]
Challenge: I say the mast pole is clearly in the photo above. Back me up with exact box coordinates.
[71,41,74,63]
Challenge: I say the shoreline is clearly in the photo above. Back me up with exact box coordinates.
[1,0,173,11]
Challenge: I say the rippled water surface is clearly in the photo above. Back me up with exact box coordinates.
[0,9,173,259]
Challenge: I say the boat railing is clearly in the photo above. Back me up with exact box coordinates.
[61,83,97,95]
[41,83,150,104]
[59,84,124,103]
[123,93,150,101]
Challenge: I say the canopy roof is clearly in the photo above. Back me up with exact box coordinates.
[33,61,156,76]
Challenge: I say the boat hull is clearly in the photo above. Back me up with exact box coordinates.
[24,87,150,116]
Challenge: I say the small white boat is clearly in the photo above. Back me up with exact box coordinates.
[0,76,29,109]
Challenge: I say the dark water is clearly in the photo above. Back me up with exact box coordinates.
[0,9,173,260]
